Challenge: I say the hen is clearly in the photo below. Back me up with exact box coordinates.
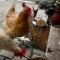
[0,2,31,57]
[3,3,31,38]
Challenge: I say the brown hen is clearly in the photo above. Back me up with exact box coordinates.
[4,4,31,38]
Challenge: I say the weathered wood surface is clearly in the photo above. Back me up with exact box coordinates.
[28,57,48,60]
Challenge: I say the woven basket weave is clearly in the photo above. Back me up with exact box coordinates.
[36,19,45,27]
[29,27,50,50]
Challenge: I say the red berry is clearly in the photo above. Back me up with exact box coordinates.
[14,48,27,58]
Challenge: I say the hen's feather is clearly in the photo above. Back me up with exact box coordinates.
[4,7,31,38]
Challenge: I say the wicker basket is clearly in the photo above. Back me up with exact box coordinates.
[29,27,50,50]
[36,19,45,27]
